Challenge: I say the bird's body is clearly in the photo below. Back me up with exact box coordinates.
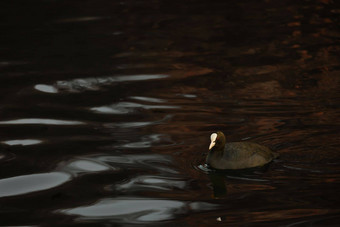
[206,132,278,170]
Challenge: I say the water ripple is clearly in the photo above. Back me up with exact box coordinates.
[1,139,42,146]
[35,74,168,93]
[91,102,178,114]
[118,134,168,149]
[0,118,85,125]
[0,172,71,198]
[55,16,107,23]
[34,84,58,94]
[129,96,166,103]
[58,158,117,176]
[115,175,186,192]
[97,154,178,174]
[104,115,172,128]
[59,197,218,223]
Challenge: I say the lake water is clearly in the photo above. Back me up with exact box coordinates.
[0,0,339,226]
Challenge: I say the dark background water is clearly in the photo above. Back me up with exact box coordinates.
[0,0,339,226]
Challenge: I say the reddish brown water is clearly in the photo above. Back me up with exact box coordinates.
[0,0,339,226]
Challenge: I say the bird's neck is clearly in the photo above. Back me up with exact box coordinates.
[210,146,224,156]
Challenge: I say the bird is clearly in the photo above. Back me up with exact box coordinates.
[206,131,279,170]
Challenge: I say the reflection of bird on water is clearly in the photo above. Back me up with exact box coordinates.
[207,131,279,170]
[208,173,227,198]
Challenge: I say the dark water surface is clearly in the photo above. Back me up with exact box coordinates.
[1,0,340,226]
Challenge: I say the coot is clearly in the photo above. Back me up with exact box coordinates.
[206,131,278,170]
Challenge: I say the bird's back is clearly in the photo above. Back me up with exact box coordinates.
[210,142,277,169]
[225,142,276,160]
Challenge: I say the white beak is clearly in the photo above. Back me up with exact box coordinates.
[209,133,217,150]
[209,141,215,150]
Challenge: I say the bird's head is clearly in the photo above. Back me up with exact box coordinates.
[209,131,226,151]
